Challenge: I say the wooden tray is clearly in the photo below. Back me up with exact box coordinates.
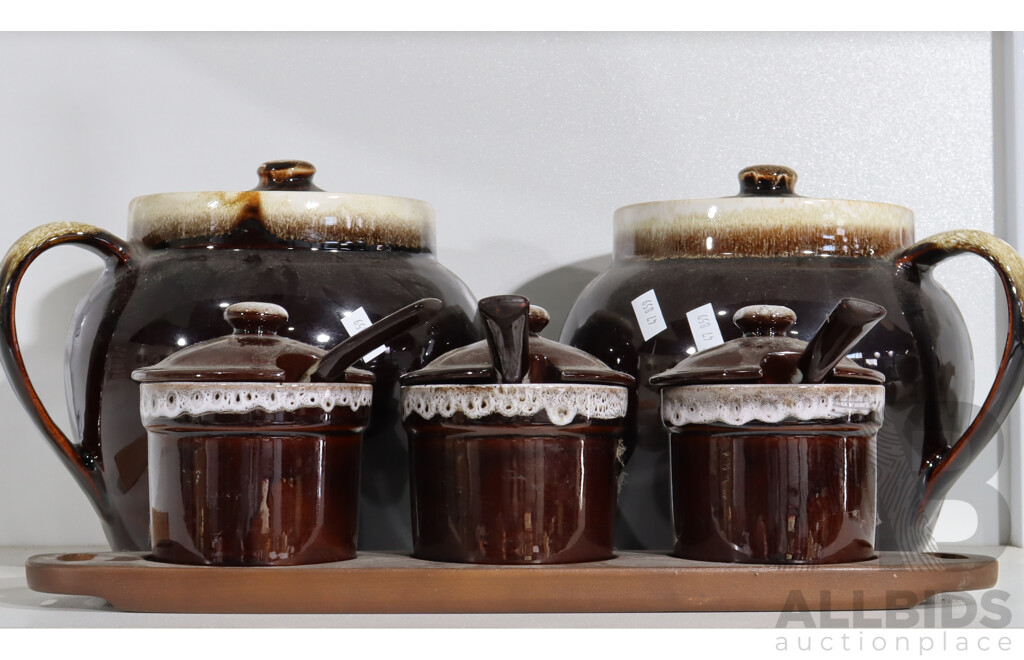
[25,550,997,614]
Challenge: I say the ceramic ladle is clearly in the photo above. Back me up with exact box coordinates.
[478,294,531,384]
[302,297,443,382]
[761,298,886,384]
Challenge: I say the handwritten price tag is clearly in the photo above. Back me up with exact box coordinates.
[341,307,388,363]
[631,289,668,341]
[685,303,724,352]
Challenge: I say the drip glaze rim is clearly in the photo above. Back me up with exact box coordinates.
[614,196,915,259]
[127,190,436,250]
[661,383,885,428]
[402,383,629,427]
[139,381,373,418]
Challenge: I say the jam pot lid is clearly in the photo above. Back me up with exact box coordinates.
[649,303,884,388]
[400,296,635,387]
[131,302,374,385]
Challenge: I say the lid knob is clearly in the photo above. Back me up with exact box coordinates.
[733,305,797,337]
[225,302,289,335]
[528,305,550,335]
[737,165,798,196]
[254,160,324,191]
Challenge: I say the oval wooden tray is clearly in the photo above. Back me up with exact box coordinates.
[25,550,997,614]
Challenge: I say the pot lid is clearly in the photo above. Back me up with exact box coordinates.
[649,303,884,388]
[131,302,373,384]
[614,165,915,259]
[400,296,635,387]
[127,160,435,251]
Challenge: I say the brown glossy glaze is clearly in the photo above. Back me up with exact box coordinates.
[0,162,479,552]
[736,164,799,197]
[670,426,876,564]
[563,167,1024,552]
[146,404,369,566]
[478,295,531,384]
[401,295,631,564]
[406,413,620,564]
[565,257,945,552]
[649,302,885,388]
[402,299,635,388]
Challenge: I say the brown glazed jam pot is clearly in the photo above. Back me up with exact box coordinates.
[400,296,634,564]
[651,303,886,564]
[132,302,374,566]
[562,165,1024,552]
[0,160,478,552]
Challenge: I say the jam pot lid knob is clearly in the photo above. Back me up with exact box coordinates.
[737,165,798,197]
[528,305,550,335]
[225,302,289,335]
[254,160,325,191]
[733,305,797,337]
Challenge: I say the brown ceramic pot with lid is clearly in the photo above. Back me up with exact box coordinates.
[133,301,375,566]
[562,164,1024,552]
[400,296,635,564]
[0,160,478,552]
[650,300,887,564]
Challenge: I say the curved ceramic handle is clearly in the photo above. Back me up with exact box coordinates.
[0,222,132,506]
[895,229,1024,502]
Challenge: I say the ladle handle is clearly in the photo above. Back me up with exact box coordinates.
[303,298,444,383]
[478,295,530,384]
[896,230,1024,503]
[797,298,886,384]
[0,222,133,522]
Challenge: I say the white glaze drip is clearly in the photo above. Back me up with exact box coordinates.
[140,382,372,419]
[401,384,628,427]
[661,384,885,428]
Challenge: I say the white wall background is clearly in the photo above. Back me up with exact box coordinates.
[0,32,1012,547]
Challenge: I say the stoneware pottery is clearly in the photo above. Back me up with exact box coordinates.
[562,165,1024,552]
[0,161,479,551]
[133,301,377,566]
[650,301,886,564]
[400,296,634,564]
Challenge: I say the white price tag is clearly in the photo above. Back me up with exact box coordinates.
[341,307,388,363]
[631,289,668,341]
[686,303,725,352]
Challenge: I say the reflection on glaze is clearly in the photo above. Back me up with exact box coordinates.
[670,430,877,564]
[402,384,628,426]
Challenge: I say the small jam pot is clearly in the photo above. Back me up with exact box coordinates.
[132,302,374,566]
[400,296,634,564]
[650,304,885,564]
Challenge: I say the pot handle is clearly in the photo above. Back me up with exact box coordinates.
[895,229,1024,501]
[0,222,132,506]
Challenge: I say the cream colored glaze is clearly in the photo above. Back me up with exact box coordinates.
[1,222,108,292]
[139,382,372,419]
[614,196,915,259]
[128,190,435,250]
[922,229,1024,324]
[402,384,629,427]
[661,383,885,428]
